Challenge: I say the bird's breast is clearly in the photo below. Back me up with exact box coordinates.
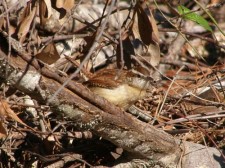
[90,84,146,109]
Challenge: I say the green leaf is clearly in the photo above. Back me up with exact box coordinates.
[177,5,212,32]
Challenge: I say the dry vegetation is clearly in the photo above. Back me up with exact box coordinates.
[0,0,225,167]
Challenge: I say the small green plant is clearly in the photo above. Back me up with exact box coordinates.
[177,5,212,32]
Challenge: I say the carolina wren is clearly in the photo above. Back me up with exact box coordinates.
[85,69,154,109]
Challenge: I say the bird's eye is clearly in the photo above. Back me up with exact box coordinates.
[137,74,142,78]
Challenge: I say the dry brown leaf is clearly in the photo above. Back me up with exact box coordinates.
[135,2,154,45]
[39,0,52,27]
[0,122,7,139]
[43,0,52,19]
[132,1,160,67]
[135,1,159,45]
[0,18,5,30]
[147,9,160,44]
[0,18,16,35]
[56,0,65,8]
[36,42,60,64]
[37,35,42,51]
[0,100,28,127]
[17,5,36,42]
[56,0,74,11]
[145,43,160,67]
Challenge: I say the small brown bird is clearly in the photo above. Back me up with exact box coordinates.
[85,69,154,109]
